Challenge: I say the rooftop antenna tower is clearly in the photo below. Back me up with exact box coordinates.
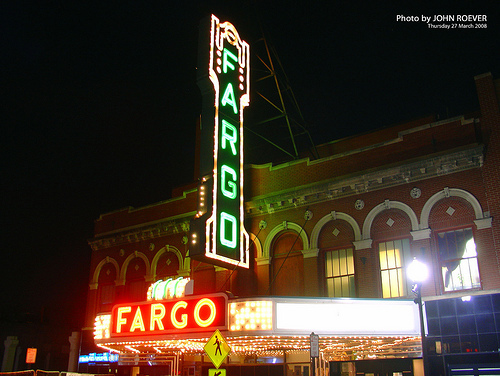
[245,31,318,164]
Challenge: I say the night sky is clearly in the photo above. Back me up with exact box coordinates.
[2,1,499,332]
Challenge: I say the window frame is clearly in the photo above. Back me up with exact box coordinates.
[434,226,481,293]
[323,246,356,298]
[377,237,413,299]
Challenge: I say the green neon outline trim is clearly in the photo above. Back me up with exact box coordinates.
[221,83,238,114]
[221,119,238,155]
[220,212,237,249]
[162,278,172,299]
[220,164,237,199]
[172,276,185,297]
[151,279,162,300]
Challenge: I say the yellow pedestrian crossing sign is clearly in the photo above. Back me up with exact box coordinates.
[204,329,231,368]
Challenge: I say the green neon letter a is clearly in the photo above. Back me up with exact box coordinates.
[221,83,238,114]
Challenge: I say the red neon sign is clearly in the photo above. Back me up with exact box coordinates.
[110,294,227,337]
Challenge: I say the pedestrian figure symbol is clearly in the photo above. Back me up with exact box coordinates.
[214,335,222,356]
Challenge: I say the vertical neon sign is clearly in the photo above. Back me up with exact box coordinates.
[190,14,250,268]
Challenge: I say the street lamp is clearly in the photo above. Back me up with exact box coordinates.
[407,257,429,375]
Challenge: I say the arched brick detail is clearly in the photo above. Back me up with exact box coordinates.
[362,200,419,240]
[118,251,151,285]
[310,211,361,250]
[262,221,310,259]
[91,257,120,290]
[371,208,413,241]
[250,232,263,261]
[428,196,476,230]
[151,245,188,279]
[420,188,485,229]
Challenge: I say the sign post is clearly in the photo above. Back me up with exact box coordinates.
[310,332,319,376]
[310,332,319,358]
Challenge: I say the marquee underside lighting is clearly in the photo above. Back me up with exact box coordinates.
[95,334,422,362]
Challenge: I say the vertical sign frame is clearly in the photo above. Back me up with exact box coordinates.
[191,14,250,269]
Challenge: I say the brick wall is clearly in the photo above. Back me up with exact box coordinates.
[475,73,500,287]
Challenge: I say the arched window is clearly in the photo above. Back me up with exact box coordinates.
[125,257,147,302]
[437,227,480,291]
[378,238,412,298]
[429,195,481,292]
[371,208,413,298]
[270,231,304,296]
[324,248,355,297]
[156,251,180,280]
[318,218,356,298]
[97,262,117,313]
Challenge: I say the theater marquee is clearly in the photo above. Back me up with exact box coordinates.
[110,294,227,337]
[190,14,250,268]
[94,296,421,356]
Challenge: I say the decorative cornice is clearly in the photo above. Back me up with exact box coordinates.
[353,239,373,250]
[301,248,319,259]
[256,257,270,266]
[88,217,192,251]
[411,228,431,240]
[475,217,493,229]
[245,145,484,217]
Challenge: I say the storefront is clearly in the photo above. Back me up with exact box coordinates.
[86,279,422,376]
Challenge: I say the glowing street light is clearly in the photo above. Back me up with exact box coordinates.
[407,258,429,284]
[407,257,429,375]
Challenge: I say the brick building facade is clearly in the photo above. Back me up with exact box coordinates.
[81,73,500,376]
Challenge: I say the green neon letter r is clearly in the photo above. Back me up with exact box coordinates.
[221,120,237,155]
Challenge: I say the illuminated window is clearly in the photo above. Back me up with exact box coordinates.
[437,228,480,291]
[379,239,411,298]
[324,248,355,297]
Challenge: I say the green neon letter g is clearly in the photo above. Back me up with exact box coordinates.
[220,212,237,249]
[221,165,237,199]
[221,120,237,155]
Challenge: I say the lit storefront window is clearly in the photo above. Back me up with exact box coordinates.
[229,300,273,331]
[325,248,355,297]
[437,228,480,291]
[379,239,411,298]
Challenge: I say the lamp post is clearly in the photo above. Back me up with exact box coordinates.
[407,257,429,376]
